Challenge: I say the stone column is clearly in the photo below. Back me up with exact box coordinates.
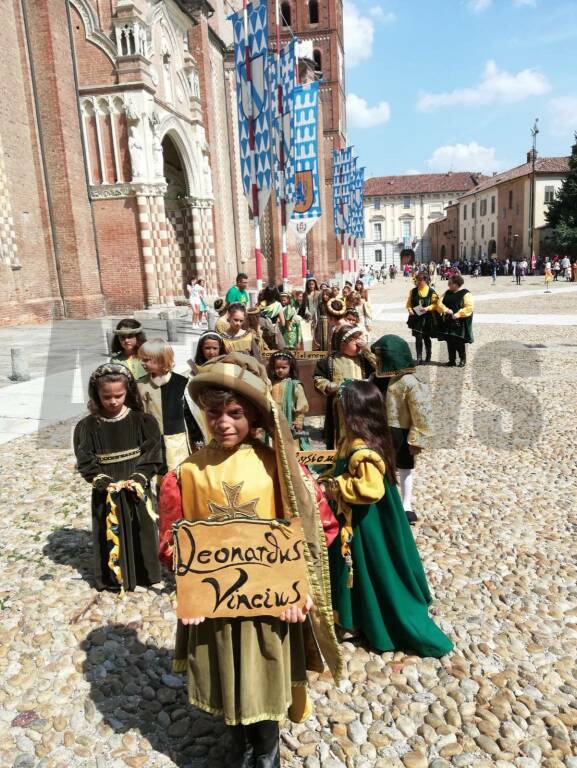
[185,198,216,293]
[155,195,176,306]
[136,193,159,306]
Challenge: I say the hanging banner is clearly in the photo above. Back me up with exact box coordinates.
[270,39,297,212]
[351,166,365,240]
[333,146,354,237]
[230,0,272,216]
[289,81,322,239]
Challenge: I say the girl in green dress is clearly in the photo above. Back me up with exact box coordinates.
[267,351,310,449]
[322,380,453,658]
[279,292,302,348]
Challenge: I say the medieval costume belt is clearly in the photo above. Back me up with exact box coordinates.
[96,448,142,464]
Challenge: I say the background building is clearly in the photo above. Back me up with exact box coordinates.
[0,0,256,325]
[456,151,569,264]
[427,203,460,265]
[0,0,345,327]
[363,172,483,269]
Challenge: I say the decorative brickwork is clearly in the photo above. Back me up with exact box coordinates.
[0,136,19,270]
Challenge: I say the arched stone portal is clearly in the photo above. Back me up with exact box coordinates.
[163,133,195,294]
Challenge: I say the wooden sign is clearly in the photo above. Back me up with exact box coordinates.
[262,349,327,360]
[174,518,310,619]
[296,450,336,465]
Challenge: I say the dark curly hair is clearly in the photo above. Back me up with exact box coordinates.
[267,351,298,381]
[111,318,146,355]
[195,333,226,365]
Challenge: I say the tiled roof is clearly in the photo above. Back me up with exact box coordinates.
[365,172,486,196]
[459,156,570,199]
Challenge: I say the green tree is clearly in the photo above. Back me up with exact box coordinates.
[545,135,577,255]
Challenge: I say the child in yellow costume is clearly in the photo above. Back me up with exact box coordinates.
[165,353,342,768]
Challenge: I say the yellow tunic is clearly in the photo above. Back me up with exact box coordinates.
[110,352,146,380]
[314,355,364,394]
[215,316,229,335]
[220,329,257,355]
[180,442,278,522]
[176,441,307,725]
[314,352,376,449]
[385,373,434,449]
[406,285,441,312]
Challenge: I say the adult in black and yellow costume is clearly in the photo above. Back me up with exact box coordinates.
[313,325,375,449]
[406,272,441,364]
[438,273,474,367]
[164,354,341,768]
[73,364,163,591]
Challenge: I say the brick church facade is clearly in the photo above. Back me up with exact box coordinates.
[0,0,342,327]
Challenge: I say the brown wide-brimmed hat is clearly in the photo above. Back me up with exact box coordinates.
[326,297,347,317]
[187,352,271,416]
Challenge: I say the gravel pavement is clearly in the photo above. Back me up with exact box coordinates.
[1,277,576,768]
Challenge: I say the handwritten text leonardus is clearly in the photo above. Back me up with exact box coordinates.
[174,519,310,619]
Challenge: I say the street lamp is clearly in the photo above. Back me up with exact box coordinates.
[529,118,539,274]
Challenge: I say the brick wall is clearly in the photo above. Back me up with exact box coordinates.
[24,0,105,318]
[498,177,528,261]
[0,0,66,325]
[93,197,146,313]
[70,6,117,88]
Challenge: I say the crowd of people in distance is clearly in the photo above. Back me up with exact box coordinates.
[72,264,487,766]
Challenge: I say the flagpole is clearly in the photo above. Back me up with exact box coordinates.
[338,157,346,287]
[299,235,307,289]
[274,0,289,290]
[244,0,263,294]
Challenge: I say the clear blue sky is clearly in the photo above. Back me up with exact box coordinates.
[343,0,577,177]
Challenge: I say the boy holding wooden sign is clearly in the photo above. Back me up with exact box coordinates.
[163,353,341,768]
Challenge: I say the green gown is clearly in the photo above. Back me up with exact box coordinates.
[328,446,453,658]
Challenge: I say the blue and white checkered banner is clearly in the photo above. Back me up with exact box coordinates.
[333,147,354,236]
[288,81,321,238]
[351,166,365,239]
[229,0,272,216]
[270,39,297,211]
